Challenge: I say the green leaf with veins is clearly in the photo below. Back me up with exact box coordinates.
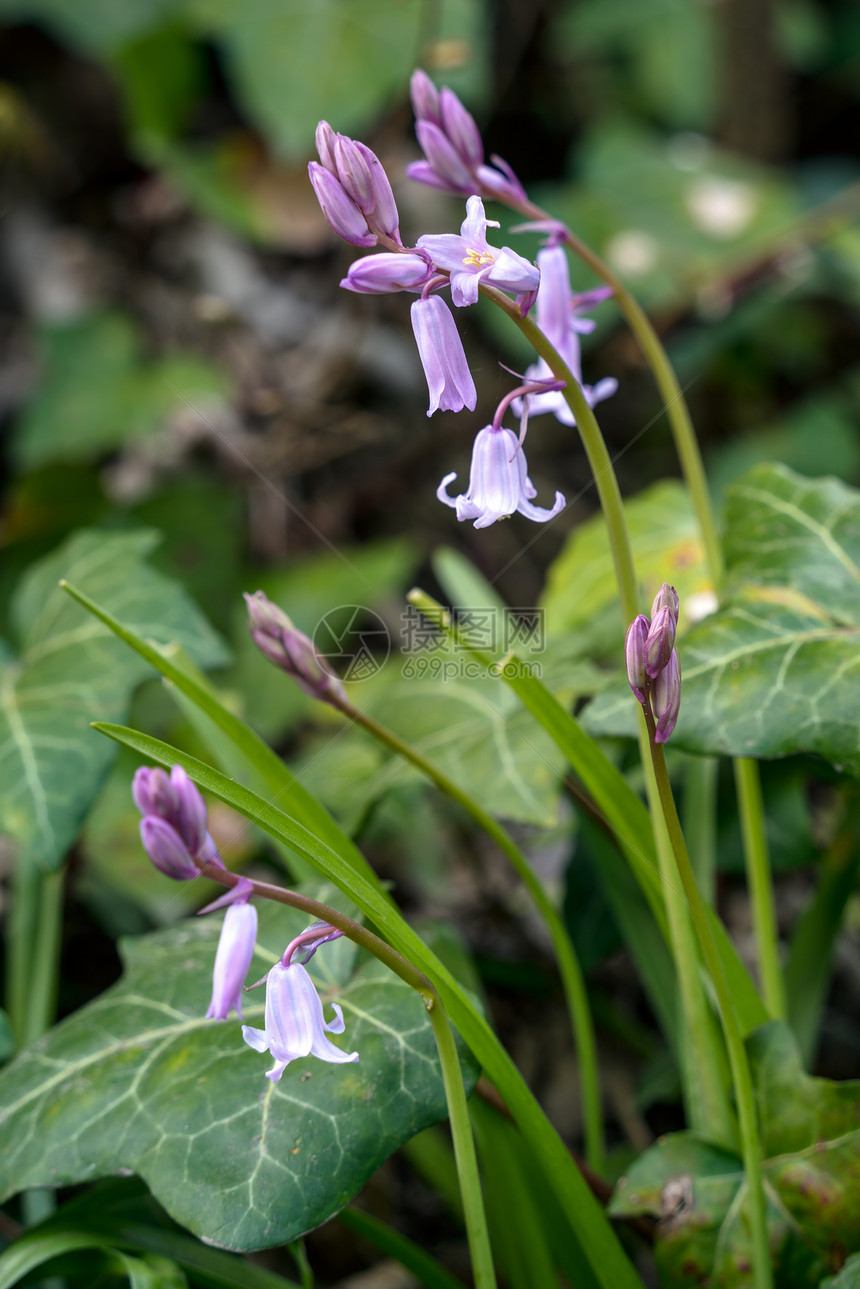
[0,529,228,871]
[583,464,860,773]
[610,1022,860,1286]
[0,888,479,1251]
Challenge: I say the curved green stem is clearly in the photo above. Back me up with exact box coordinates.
[340,699,606,1175]
[643,709,772,1289]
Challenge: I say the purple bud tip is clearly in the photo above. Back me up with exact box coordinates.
[625,614,650,703]
[244,590,347,707]
[650,582,679,623]
[644,606,677,679]
[652,649,681,744]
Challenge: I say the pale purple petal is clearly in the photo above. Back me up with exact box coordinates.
[415,120,474,192]
[207,902,258,1021]
[411,296,476,415]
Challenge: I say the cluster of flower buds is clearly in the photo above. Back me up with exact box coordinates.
[309,122,402,248]
[244,590,347,707]
[625,583,681,744]
[407,68,528,205]
[133,764,220,880]
[134,768,359,1073]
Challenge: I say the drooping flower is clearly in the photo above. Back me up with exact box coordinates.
[417,196,539,308]
[514,245,617,425]
[242,961,358,1083]
[206,899,258,1021]
[410,295,477,416]
[437,423,565,529]
[244,591,347,707]
[407,70,528,205]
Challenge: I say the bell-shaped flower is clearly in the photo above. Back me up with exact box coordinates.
[411,296,477,416]
[206,900,258,1021]
[242,961,358,1083]
[514,245,617,425]
[417,196,539,308]
[437,424,565,529]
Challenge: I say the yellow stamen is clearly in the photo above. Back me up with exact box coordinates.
[463,247,495,268]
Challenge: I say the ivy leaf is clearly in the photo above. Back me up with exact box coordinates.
[0,529,228,871]
[584,464,860,774]
[0,891,478,1251]
[609,1021,860,1286]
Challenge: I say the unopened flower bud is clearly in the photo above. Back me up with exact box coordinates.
[244,591,347,706]
[414,120,473,193]
[439,87,483,169]
[308,163,377,247]
[652,649,681,744]
[625,614,650,703]
[341,252,430,295]
[410,69,442,125]
[644,605,677,679]
[140,816,199,881]
[133,764,208,857]
[650,582,679,623]
[315,120,337,172]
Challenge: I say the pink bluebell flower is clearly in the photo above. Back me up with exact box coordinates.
[417,196,539,307]
[410,295,477,416]
[242,961,358,1083]
[514,246,617,425]
[437,423,565,529]
[407,70,527,205]
[206,898,258,1021]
